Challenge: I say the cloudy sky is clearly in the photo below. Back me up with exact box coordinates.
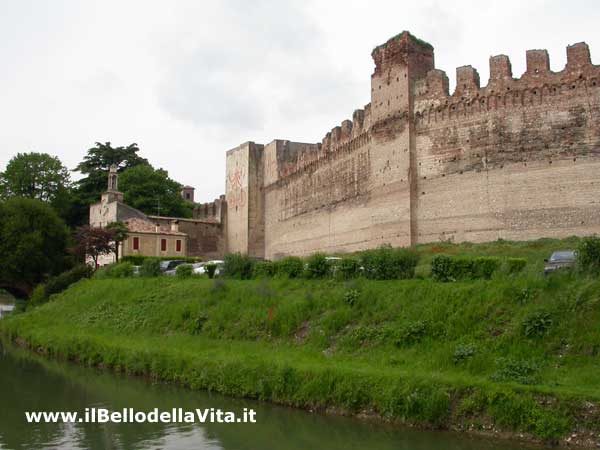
[1,0,598,201]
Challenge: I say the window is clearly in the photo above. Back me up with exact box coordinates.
[161,239,167,252]
[185,193,190,200]
[176,240,182,252]
[133,237,139,250]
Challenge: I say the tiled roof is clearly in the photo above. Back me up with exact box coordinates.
[124,217,187,236]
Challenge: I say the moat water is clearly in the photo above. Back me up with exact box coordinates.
[0,343,545,450]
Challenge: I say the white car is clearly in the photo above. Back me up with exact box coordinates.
[193,260,224,276]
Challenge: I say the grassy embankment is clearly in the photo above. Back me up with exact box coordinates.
[3,237,600,445]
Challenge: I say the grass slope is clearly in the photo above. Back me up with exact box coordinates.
[2,237,600,445]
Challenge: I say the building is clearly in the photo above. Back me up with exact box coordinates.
[223,31,600,260]
[89,165,222,264]
[90,32,600,262]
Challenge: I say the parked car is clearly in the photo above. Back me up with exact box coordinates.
[132,265,141,276]
[193,260,224,276]
[159,260,188,273]
[544,250,577,275]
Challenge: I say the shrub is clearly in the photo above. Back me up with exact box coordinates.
[176,264,193,278]
[360,245,419,280]
[140,258,161,277]
[577,236,600,274]
[108,262,134,278]
[275,257,304,278]
[253,261,275,278]
[522,311,553,338]
[28,284,48,308]
[431,255,500,281]
[491,358,540,385]
[305,253,330,279]
[343,289,360,306]
[120,255,146,265]
[506,257,527,274]
[431,254,454,282]
[453,343,476,364]
[336,258,360,280]
[45,265,93,297]
[222,253,255,279]
[395,321,427,346]
[473,257,501,279]
[205,264,218,279]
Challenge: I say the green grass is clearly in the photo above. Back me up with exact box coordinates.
[2,237,599,444]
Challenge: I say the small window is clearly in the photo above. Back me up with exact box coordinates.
[176,240,182,252]
[185,193,190,200]
[161,239,167,252]
[133,237,139,250]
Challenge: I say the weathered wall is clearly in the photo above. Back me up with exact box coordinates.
[122,233,187,258]
[224,32,600,259]
[225,142,265,256]
[414,42,600,243]
[150,216,224,259]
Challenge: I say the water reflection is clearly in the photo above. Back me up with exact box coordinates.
[0,343,541,450]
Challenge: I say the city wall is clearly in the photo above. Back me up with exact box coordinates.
[224,32,600,259]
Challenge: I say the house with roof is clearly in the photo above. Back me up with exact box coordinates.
[89,165,222,265]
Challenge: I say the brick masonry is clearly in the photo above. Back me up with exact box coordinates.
[224,31,600,259]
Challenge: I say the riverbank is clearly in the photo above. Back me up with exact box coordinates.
[2,256,600,448]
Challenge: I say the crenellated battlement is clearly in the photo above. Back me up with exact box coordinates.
[415,41,599,127]
[193,195,226,223]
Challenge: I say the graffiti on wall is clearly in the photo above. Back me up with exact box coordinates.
[227,167,247,209]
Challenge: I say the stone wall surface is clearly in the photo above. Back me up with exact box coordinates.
[224,32,600,259]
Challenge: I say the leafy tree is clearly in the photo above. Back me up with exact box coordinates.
[106,221,129,262]
[0,152,71,202]
[0,152,75,224]
[119,164,193,217]
[0,198,69,293]
[71,142,148,225]
[75,226,115,268]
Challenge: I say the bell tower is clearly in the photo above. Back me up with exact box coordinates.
[101,164,124,203]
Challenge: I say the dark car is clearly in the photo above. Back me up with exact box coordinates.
[159,260,188,272]
[544,250,577,275]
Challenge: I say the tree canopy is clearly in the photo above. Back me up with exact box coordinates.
[0,198,69,293]
[0,152,71,202]
[119,164,193,218]
[71,142,149,226]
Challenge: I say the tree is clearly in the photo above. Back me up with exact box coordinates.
[0,198,69,296]
[75,226,115,268]
[1,152,71,201]
[71,142,149,226]
[106,221,129,263]
[119,164,193,218]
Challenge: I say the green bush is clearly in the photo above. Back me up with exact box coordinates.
[522,311,553,338]
[121,255,202,265]
[275,257,304,278]
[431,255,500,281]
[453,343,476,364]
[253,261,275,278]
[360,245,419,280]
[28,284,48,308]
[506,258,527,274]
[431,255,454,282]
[45,265,93,297]
[94,263,133,279]
[577,236,600,274]
[205,264,218,279]
[140,258,161,277]
[120,255,146,265]
[176,264,193,278]
[491,358,540,385]
[305,253,330,279]
[222,253,255,279]
[336,258,360,280]
[473,257,501,279]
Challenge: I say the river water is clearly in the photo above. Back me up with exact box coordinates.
[0,343,542,450]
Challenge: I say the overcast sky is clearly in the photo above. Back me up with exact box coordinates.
[1,0,598,201]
